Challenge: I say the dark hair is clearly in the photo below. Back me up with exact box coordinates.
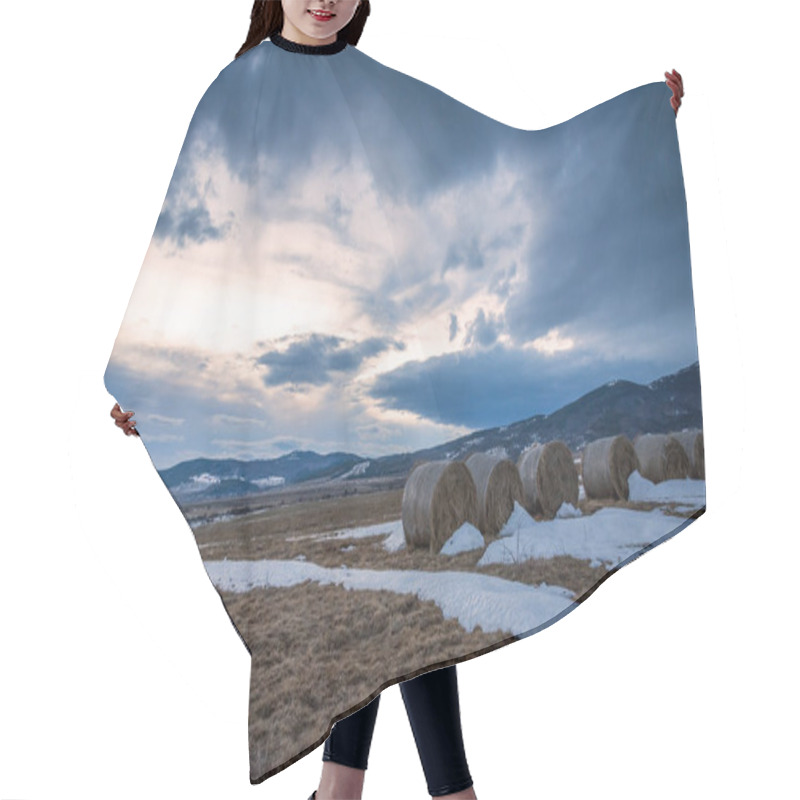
[236,1,371,59]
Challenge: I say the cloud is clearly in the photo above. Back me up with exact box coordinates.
[154,204,232,247]
[368,342,681,429]
[500,87,694,358]
[448,313,459,342]
[488,261,518,300]
[441,235,485,274]
[111,62,697,466]
[464,308,503,348]
[256,332,405,388]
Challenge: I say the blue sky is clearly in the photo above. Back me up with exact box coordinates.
[105,40,697,470]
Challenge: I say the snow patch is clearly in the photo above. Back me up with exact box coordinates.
[556,502,582,518]
[481,504,696,568]
[204,559,576,635]
[627,470,705,505]
[340,460,370,479]
[441,521,485,555]
[252,476,285,488]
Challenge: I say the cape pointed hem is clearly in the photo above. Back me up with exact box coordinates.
[104,39,706,783]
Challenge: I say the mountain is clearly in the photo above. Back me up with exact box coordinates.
[159,450,364,502]
[158,361,702,502]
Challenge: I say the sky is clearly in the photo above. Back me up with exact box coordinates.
[104,39,698,470]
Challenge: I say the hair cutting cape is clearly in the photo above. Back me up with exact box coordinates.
[104,32,706,784]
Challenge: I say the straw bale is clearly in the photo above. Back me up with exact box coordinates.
[517,441,579,519]
[672,429,705,479]
[581,435,639,501]
[464,452,524,537]
[402,460,479,554]
[633,432,690,483]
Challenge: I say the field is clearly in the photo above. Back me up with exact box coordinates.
[181,473,703,780]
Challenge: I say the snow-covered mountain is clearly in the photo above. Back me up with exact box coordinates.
[160,361,702,502]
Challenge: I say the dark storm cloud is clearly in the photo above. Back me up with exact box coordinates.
[165,45,697,365]
[486,223,527,251]
[256,333,405,387]
[162,45,695,372]
[500,82,697,360]
[464,308,502,348]
[155,46,698,428]
[489,261,518,300]
[448,313,459,342]
[441,235,485,275]
[368,343,686,430]
[161,42,510,218]
[352,277,452,332]
[153,204,231,247]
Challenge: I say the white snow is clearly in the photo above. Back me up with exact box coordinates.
[286,517,483,556]
[203,558,575,635]
[627,470,706,505]
[201,477,705,637]
[339,460,370,479]
[556,501,582,518]
[285,519,405,550]
[380,521,408,552]
[252,476,285,489]
[484,446,509,460]
[440,521,485,555]
[191,473,220,486]
[479,500,694,568]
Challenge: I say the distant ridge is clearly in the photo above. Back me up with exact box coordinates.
[159,361,702,502]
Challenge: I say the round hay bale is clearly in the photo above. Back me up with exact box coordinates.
[517,441,579,519]
[408,458,428,475]
[464,452,524,537]
[672,429,705,479]
[581,435,639,501]
[402,460,479,554]
[633,433,690,483]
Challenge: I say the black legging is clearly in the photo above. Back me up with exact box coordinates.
[323,664,473,797]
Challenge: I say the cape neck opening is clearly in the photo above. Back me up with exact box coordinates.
[270,30,348,55]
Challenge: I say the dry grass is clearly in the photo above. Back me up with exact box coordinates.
[193,488,614,593]
[220,580,515,782]
[194,488,405,561]
[191,483,701,781]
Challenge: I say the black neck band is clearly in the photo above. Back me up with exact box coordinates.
[270,31,348,55]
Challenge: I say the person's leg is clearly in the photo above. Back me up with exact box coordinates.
[400,665,476,799]
[315,694,381,800]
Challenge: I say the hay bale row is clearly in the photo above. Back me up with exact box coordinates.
[633,432,691,483]
[672,429,705,479]
[402,460,478,554]
[517,441,579,520]
[582,435,639,501]
[464,452,524,537]
[402,427,704,548]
